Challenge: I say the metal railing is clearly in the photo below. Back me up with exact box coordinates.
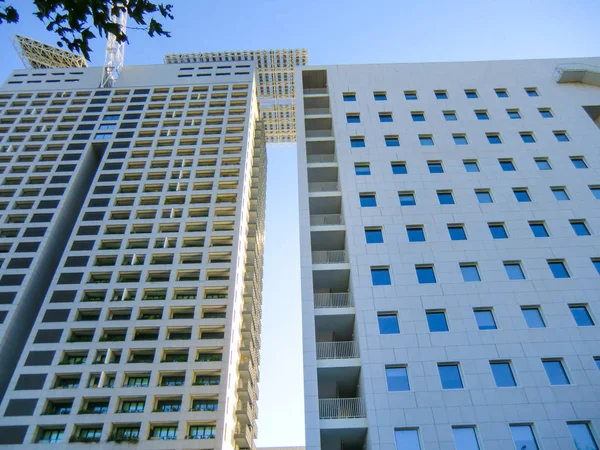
[314,292,353,308]
[312,250,349,264]
[307,154,336,164]
[305,129,333,138]
[319,398,366,419]
[308,182,339,192]
[305,108,331,116]
[316,341,359,359]
[310,214,344,226]
[304,88,328,95]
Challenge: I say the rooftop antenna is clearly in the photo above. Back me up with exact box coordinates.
[100,11,128,88]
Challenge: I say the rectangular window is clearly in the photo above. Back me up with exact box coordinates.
[435,90,448,99]
[395,429,421,450]
[513,188,531,202]
[504,261,526,280]
[542,359,570,385]
[569,304,595,326]
[437,190,455,205]
[465,89,478,98]
[463,160,480,172]
[490,361,517,386]
[521,307,546,328]
[548,260,569,278]
[419,135,434,146]
[365,227,384,243]
[385,135,400,147]
[499,159,516,171]
[489,223,508,239]
[593,259,600,275]
[591,186,600,200]
[427,161,444,173]
[539,108,553,118]
[551,187,570,200]
[386,366,410,391]
[443,111,457,121]
[391,162,407,174]
[354,163,371,176]
[474,309,497,330]
[510,425,539,450]
[568,423,599,450]
[411,111,425,121]
[407,226,425,242]
[378,312,400,334]
[438,363,463,389]
[570,156,588,169]
[417,266,436,284]
[453,134,468,145]
[350,137,365,148]
[426,310,447,331]
[521,132,536,143]
[374,91,387,101]
[343,92,356,102]
[359,193,377,207]
[487,133,502,144]
[476,190,493,204]
[346,113,360,123]
[371,267,391,286]
[475,110,489,120]
[448,224,467,241]
[535,158,551,170]
[379,112,393,122]
[452,426,481,450]
[495,88,509,98]
[399,192,416,206]
[571,220,591,236]
[525,87,539,97]
[529,221,549,237]
[507,109,521,119]
[460,263,481,282]
[404,91,417,100]
[554,131,570,142]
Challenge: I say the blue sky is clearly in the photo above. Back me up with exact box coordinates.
[0,0,599,446]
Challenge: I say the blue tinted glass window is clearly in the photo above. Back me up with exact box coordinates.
[505,263,525,280]
[404,92,417,100]
[407,227,425,242]
[522,307,545,328]
[465,90,478,98]
[385,136,400,147]
[475,111,489,120]
[554,131,569,142]
[530,223,548,237]
[411,112,425,121]
[526,88,539,97]
[539,109,553,118]
[437,192,455,205]
[489,224,508,239]
[374,92,387,101]
[495,89,509,98]
[365,228,384,243]
[448,226,466,241]
[386,366,410,391]
[350,138,365,148]
[371,268,391,286]
[379,113,393,122]
[570,306,594,326]
[426,311,447,331]
[510,425,539,450]
[508,110,521,119]
[552,188,569,200]
[596,358,600,371]
[476,191,493,203]
[452,427,480,450]
[354,164,370,176]
[461,265,481,282]
[346,114,360,123]
[548,261,569,278]
[435,91,448,99]
[399,193,416,206]
[543,360,570,385]
[487,134,502,144]
[514,189,531,202]
[475,310,497,330]
[568,423,599,450]
[535,159,551,170]
[378,313,400,334]
[491,362,516,386]
[392,163,407,174]
[359,194,377,207]
[500,160,515,171]
[438,364,463,389]
[395,429,421,450]
[464,161,480,172]
[593,260,600,275]
[417,267,436,284]
[419,136,434,146]
[592,187,600,199]
[571,222,590,236]
[571,157,588,168]
[443,111,457,121]
[343,93,356,101]
[428,162,443,173]
[453,135,468,145]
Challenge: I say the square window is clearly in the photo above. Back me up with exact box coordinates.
[435,90,448,99]
[350,137,365,148]
[463,160,480,172]
[386,366,410,391]
[475,110,489,120]
[411,111,425,122]
[487,133,502,144]
[359,193,377,207]
[354,163,371,176]
[343,92,356,102]
[551,187,569,200]
[542,360,570,385]
[448,224,467,241]
[346,113,360,124]
[404,91,417,100]
[377,312,400,334]
[427,161,444,173]
[371,267,391,286]
[489,223,508,239]
[491,361,517,386]
[513,188,531,202]
[374,91,387,101]
[548,260,569,278]
[499,159,516,171]
[438,363,463,389]
[571,220,590,236]
[529,222,549,237]
[407,226,425,242]
[476,190,493,204]
[504,262,526,280]
[520,132,536,143]
[437,191,455,205]
[453,134,468,145]
[365,227,384,243]
[379,112,393,122]
[539,108,553,118]
[378,312,400,334]
[568,423,599,450]
[495,88,509,98]
[443,111,457,121]
[510,425,539,450]
[554,131,570,142]
[395,429,421,450]
[417,266,437,284]
[474,309,497,330]
[525,87,539,97]
[385,135,400,147]
[426,310,447,331]
[569,305,595,326]
[591,186,600,199]
[535,158,551,170]
[399,192,416,206]
[452,427,481,450]
[465,89,478,99]
[419,135,434,146]
[521,307,546,328]
[507,109,521,119]
[460,264,481,282]
[570,156,588,169]
[392,162,407,174]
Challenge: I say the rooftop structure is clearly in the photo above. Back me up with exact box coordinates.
[11,35,87,70]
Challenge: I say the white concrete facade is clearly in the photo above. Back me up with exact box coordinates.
[296,58,600,450]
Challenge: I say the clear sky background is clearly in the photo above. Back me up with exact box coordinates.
[0,0,599,446]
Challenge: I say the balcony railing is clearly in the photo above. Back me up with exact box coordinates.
[314,292,353,308]
[305,108,331,116]
[319,398,367,419]
[316,341,359,360]
[312,250,349,264]
[304,88,328,95]
[305,130,333,138]
[307,154,336,164]
[308,182,339,193]
[310,214,344,226]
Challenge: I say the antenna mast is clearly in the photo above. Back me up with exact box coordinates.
[101,11,128,88]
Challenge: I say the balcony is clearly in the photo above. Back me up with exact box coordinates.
[312,250,348,265]
[303,88,328,96]
[319,398,366,420]
[314,292,353,309]
[305,108,331,116]
[235,401,256,424]
[554,63,600,87]
[307,154,336,164]
[308,182,339,193]
[234,423,256,450]
[310,214,344,227]
[316,341,359,360]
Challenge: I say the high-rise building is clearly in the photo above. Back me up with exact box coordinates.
[0,61,265,448]
[296,59,600,450]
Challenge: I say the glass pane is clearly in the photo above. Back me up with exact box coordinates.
[552,189,569,200]
[428,163,444,173]
[427,312,448,332]
[395,429,421,450]
[407,228,425,242]
[386,367,410,391]
[392,164,407,174]
[366,229,384,243]
[510,425,539,450]
[476,192,492,203]
[399,194,416,206]
[549,262,569,278]
[372,269,391,286]
[355,165,370,175]
[536,160,551,170]
[438,193,455,205]
[360,195,377,207]
[522,308,545,328]
[461,266,480,282]
[570,306,594,326]
[417,267,436,284]
[378,314,400,334]
[475,310,496,330]
[505,264,525,280]
[490,225,507,239]
[452,427,480,450]
[449,226,467,241]
[568,423,599,450]
[438,365,463,389]
[530,223,548,237]
[464,162,479,172]
[543,361,569,385]
[491,362,516,387]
